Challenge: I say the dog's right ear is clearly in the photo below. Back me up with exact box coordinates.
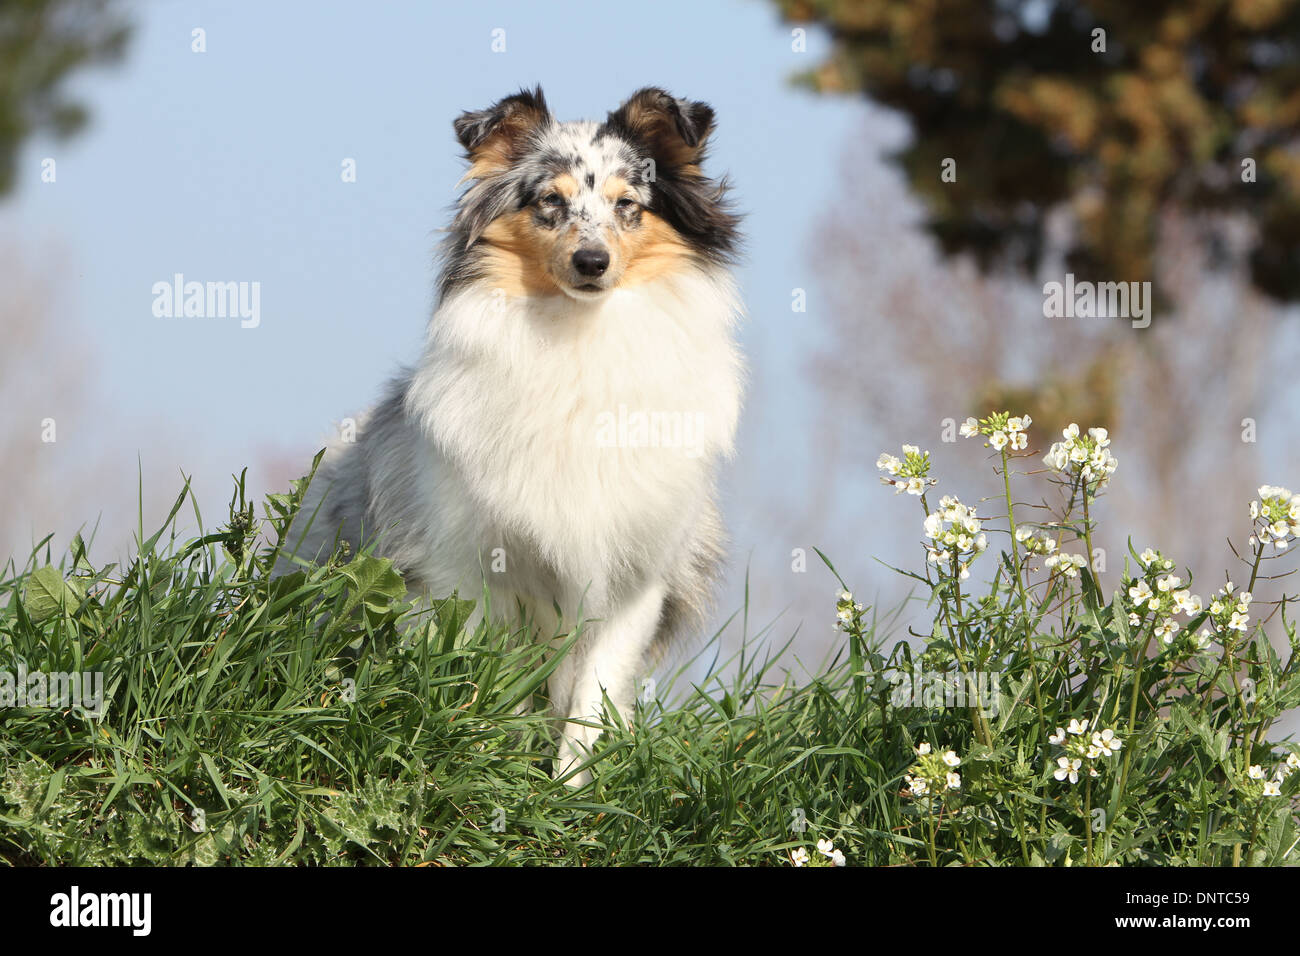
[454,86,551,179]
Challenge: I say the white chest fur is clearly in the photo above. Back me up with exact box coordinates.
[404,268,744,599]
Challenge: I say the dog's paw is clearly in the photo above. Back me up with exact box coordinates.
[552,730,595,787]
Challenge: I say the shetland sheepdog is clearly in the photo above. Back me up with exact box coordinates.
[288,87,744,783]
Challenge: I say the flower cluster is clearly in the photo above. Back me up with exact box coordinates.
[1047,718,1123,784]
[1137,547,1174,573]
[1043,424,1118,489]
[1015,525,1089,578]
[1199,582,1252,647]
[1249,486,1300,552]
[877,445,937,496]
[959,411,1032,451]
[923,495,988,579]
[1242,752,1299,799]
[1015,527,1070,575]
[1015,526,1057,555]
[903,742,962,797]
[834,588,865,633]
[790,838,846,867]
[1045,551,1089,579]
[1124,550,1205,650]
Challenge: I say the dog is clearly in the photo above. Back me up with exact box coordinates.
[286,87,744,783]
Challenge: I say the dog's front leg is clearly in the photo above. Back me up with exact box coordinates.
[552,581,666,785]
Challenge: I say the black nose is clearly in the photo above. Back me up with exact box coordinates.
[572,248,610,278]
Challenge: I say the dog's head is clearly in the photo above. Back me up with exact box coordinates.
[446,86,739,300]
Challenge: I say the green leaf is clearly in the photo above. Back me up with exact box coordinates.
[339,554,407,607]
[1111,589,1131,645]
[22,565,85,622]
[1043,827,1075,863]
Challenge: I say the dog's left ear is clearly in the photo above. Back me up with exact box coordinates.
[603,88,716,171]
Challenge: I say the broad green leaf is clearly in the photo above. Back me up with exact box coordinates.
[22,565,85,622]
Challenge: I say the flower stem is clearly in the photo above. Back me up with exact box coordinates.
[1001,446,1049,837]
[1082,481,1097,582]
[1085,777,1094,866]
[1198,542,1264,717]
[1118,618,1158,796]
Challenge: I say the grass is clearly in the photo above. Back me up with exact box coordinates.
[2,416,1299,866]
[0,468,899,866]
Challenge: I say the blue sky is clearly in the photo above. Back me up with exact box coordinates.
[3,0,889,656]
[8,0,855,462]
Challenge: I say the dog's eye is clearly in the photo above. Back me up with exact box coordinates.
[541,192,565,208]
[616,197,637,210]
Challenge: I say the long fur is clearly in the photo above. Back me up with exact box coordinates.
[285,87,745,782]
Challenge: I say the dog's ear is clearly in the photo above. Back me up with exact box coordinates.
[454,86,551,177]
[604,88,716,171]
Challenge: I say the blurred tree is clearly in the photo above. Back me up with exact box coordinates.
[776,0,1300,302]
[0,0,130,196]
[798,117,1288,609]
